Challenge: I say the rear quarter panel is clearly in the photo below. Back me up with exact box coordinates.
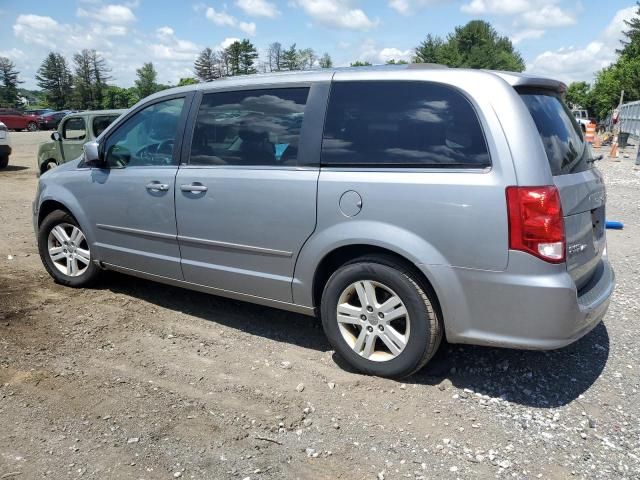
[292,70,521,307]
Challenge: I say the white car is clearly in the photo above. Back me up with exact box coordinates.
[0,121,10,169]
[572,109,590,132]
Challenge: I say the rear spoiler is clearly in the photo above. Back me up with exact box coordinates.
[489,71,567,94]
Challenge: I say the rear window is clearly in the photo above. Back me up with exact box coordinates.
[519,89,592,175]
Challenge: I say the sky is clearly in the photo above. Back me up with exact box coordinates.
[0,0,636,90]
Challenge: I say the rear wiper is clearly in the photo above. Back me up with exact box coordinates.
[587,154,604,164]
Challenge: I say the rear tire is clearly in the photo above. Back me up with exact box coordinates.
[0,155,8,169]
[320,255,442,378]
[27,121,38,132]
[38,210,101,287]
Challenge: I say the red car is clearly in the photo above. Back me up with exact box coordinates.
[0,108,39,131]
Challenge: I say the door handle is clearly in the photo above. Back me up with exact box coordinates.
[145,181,170,192]
[180,183,208,193]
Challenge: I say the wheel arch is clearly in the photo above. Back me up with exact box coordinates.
[39,158,58,175]
[311,244,442,311]
[38,199,74,227]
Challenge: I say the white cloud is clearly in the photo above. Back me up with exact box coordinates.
[13,14,64,48]
[218,37,241,49]
[291,0,379,31]
[519,4,575,28]
[511,28,544,44]
[526,6,635,83]
[389,0,446,15]
[156,26,175,37]
[239,21,257,35]
[378,47,413,62]
[355,39,413,64]
[460,0,578,42]
[205,6,236,27]
[77,4,136,24]
[461,0,533,15]
[236,0,280,18]
[205,5,257,35]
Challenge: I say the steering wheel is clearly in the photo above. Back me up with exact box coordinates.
[157,139,174,155]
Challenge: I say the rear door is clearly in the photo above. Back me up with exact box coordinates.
[519,89,605,289]
[174,84,327,302]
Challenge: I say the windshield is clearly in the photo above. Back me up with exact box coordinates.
[518,89,592,175]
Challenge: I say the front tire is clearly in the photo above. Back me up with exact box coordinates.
[320,256,442,378]
[38,210,101,287]
[0,155,8,169]
[44,159,58,172]
[27,121,38,132]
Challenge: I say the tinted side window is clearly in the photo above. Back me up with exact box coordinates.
[93,115,120,137]
[190,88,309,166]
[322,81,490,167]
[63,117,86,140]
[104,97,184,168]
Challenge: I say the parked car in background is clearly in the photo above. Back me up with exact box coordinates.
[37,109,124,174]
[572,109,592,132]
[26,108,55,116]
[0,109,40,131]
[33,66,614,378]
[38,110,71,130]
[0,121,11,169]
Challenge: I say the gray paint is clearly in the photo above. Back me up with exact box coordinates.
[34,64,615,351]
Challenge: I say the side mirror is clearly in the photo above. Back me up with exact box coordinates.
[51,131,61,142]
[82,141,105,168]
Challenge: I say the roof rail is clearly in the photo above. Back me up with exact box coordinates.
[406,63,449,69]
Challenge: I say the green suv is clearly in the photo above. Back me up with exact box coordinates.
[37,109,124,174]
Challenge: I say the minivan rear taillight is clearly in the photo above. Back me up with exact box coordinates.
[506,186,565,263]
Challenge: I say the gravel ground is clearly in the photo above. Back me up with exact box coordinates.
[0,131,639,479]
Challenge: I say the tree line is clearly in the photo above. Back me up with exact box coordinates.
[2,15,637,120]
[566,2,640,120]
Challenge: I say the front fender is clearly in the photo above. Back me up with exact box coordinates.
[292,220,448,308]
[37,182,97,255]
[37,141,58,171]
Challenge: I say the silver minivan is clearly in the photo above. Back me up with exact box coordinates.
[33,65,615,378]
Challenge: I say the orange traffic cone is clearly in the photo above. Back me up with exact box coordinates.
[593,134,601,149]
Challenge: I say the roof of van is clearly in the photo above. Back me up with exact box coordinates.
[146,64,566,101]
[69,109,127,116]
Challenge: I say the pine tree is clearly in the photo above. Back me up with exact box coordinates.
[281,44,299,71]
[239,39,258,75]
[194,48,221,82]
[618,1,640,59]
[0,57,22,108]
[224,39,258,76]
[90,50,110,109]
[319,53,333,69]
[225,41,243,76]
[135,62,159,99]
[73,49,110,109]
[35,52,73,109]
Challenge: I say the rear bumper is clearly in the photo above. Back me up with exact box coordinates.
[423,251,615,350]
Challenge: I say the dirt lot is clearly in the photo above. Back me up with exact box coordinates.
[0,131,639,479]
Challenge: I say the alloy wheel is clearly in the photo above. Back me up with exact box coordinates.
[47,223,91,277]
[336,280,410,362]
